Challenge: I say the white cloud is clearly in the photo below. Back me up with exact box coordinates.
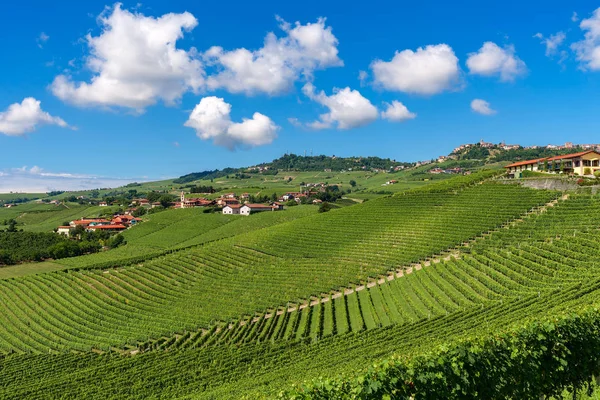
[381,101,416,122]
[470,99,497,115]
[50,4,204,112]
[466,42,527,81]
[0,166,146,193]
[301,83,378,129]
[370,44,460,95]
[184,97,278,149]
[204,16,342,95]
[37,32,49,48]
[358,70,368,86]
[287,117,302,127]
[571,7,600,70]
[572,12,579,22]
[0,98,70,136]
[535,31,566,56]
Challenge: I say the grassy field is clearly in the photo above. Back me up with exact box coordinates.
[4,171,600,398]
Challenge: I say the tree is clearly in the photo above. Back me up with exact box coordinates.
[318,202,333,213]
[70,225,85,239]
[146,192,161,203]
[594,170,600,179]
[132,207,147,217]
[7,219,17,233]
[108,234,126,249]
[159,195,174,208]
[349,180,357,187]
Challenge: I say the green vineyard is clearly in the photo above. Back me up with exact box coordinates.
[2,175,600,399]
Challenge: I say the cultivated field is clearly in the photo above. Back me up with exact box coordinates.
[2,171,600,398]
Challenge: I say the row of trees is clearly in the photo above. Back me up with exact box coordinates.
[0,231,106,265]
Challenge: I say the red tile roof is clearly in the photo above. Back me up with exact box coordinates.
[72,219,109,225]
[243,204,274,209]
[504,158,548,168]
[546,150,599,161]
[224,204,243,209]
[87,225,127,230]
[505,151,600,168]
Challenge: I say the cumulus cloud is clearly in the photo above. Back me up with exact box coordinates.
[470,99,496,115]
[381,101,416,122]
[204,16,342,95]
[0,166,146,193]
[50,4,204,112]
[466,42,527,81]
[184,97,278,149]
[0,98,70,136]
[301,83,378,129]
[571,7,600,70]
[534,31,567,57]
[370,44,460,95]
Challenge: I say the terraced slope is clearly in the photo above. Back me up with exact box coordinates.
[0,182,555,354]
[131,193,600,355]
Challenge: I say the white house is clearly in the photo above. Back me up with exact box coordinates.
[240,204,276,216]
[57,226,71,236]
[222,204,242,215]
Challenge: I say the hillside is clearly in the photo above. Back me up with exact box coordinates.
[4,171,600,398]
[2,167,600,398]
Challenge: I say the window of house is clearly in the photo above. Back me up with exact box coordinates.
[574,160,581,167]
[584,160,592,167]
[593,160,599,167]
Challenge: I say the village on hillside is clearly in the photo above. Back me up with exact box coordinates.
[51,189,335,236]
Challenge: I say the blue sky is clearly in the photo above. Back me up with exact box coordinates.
[0,0,599,191]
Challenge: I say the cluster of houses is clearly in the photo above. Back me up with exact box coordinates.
[57,213,140,235]
[429,167,464,175]
[453,141,600,155]
[223,203,284,216]
[175,191,289,216]
[505,150,600,177]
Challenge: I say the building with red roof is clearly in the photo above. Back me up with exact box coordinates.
[505,150,600,176]
[86,224,127,232]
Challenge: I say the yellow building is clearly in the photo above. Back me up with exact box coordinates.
[505,150,600,176]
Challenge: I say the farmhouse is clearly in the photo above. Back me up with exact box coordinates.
[180,192,214,208]
[86,224,127,233]
[271,202,284,210]
[112,215,139,226]
[505,150,600,176]
[70,218,110,228]
[240,204,277,216]
[222,204,242,215]
[99,201,108,207]
[217,198,240,207]
[57,226,71,236]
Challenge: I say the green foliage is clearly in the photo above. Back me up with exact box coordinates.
[0,231,90,264]
[283,308,600,399]
[318,202,332,213]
